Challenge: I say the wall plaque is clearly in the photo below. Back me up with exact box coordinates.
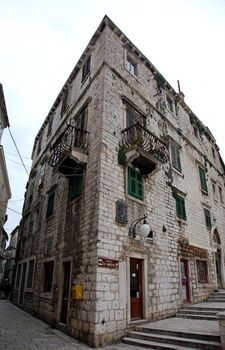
[115,199,128,224]
[98,257,119,269]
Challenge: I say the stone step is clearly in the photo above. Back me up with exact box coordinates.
[178,309,218,315]
[136,325,220,342]
[123,334,221,350]
[176,313,217,321]
[182,306,224,312]
[206,299,225,302]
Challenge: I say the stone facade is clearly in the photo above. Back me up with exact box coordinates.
[13,16,225,347]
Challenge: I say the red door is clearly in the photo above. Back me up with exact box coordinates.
[180,259,190,303]
[130,258,143,320]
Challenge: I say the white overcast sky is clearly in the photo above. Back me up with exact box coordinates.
[1,0,225,235]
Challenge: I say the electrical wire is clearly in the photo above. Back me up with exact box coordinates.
[5,151,31,160]
[8,127,29,176]
[0,202,22,216]
[6,157,31,168]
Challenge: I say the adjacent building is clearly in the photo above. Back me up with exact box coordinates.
[13,16,225,347]
[0,83,11,285]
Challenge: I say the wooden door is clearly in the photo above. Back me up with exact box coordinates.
[130,258,143,320]
[180,259,190,303]
[60,262,71,324]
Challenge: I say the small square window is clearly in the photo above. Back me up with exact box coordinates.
[196,260,208,283]
[43,261,54,293]
[128,167,143,200]
[127,56,137,77]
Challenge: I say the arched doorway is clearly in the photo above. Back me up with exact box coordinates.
[213,229,223,289]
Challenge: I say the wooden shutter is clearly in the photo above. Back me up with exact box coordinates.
[199,167,208,192]
[204,208,211,228]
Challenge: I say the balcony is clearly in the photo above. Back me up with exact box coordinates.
[48,124,89,175]
[119,123,168,174]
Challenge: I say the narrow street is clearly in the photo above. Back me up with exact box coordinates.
[0,300,93,350]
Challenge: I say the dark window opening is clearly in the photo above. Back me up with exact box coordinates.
[43,261,54,292]
[167,97,173,113]
[204,208,211,228]
[170,144,182,172]
[197,260,208,283]
[127,56,137,76]
[27,260,35,289]
[61,89,69,117]
[199,166,208,193]
[82,56,91,81]
[47,115,53,136]
[46,191,55,218]
[69,174,83,201]
[126,105,145,128]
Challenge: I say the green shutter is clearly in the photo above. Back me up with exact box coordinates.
[204,208,211,228]
[176,194,186,220]
[128,167,143,200]
[199,167,208,192]
[171,144,182,172]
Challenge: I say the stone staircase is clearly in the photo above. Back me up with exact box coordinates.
[122,323,221,349]
[122,291,224,349]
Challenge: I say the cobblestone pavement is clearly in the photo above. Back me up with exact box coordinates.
[0,300,93,350]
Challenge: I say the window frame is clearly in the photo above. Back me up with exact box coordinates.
[46,189,56,219]
[196,259,208,283]
[126,55,137,77]
[204,208,211,229]
[198,166,208,193]
[43,260,54,293]
[127,166,144,200]
[170,143,182,173]
[82,55,91,82]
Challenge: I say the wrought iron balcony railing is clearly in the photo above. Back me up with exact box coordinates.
[49,124,89,168]
[120,123,168,164]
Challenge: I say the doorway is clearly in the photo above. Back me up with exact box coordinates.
[60,261,71,324]
[130,258,143,320]
[180,259,190,303]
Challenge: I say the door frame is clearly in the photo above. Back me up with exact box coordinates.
[180,259,190,304]
[126,253,148,323]
[57,258,72,324]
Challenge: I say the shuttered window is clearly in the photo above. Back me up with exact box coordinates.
[204,208,211,229]
[175,193,186,220]
[199,166,208,193]
[128,167,143,200]
[170,144,182,172]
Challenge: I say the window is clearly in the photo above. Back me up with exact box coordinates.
[46,190,55,218]
[174,193,186,220]
[38,163,45,187]
[127,56,137,77]
[16,264,21,288]
[170,144,182,172]
[74,106,87,148]
[82,55,91,81]
[37,134,43,155]
[34,206,41,231]
[43,261,54,293]
[198,166,208,193]
[196,260,208,283]
[27,259,35,289]
[212,147,216,159]
[128,167,143,200]
[61,88,69,117]
[204,208,211,229]
[47,115,53,136]
[219,186,224,205]
[126,104,145,128]
[28,213,34,235]
[166,96,173,113]
[69,175,83,201]
[193,125,199,139]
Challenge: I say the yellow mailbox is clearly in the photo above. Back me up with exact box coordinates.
[71,285,83,300]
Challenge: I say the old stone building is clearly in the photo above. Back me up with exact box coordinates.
[13,16,225,347]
